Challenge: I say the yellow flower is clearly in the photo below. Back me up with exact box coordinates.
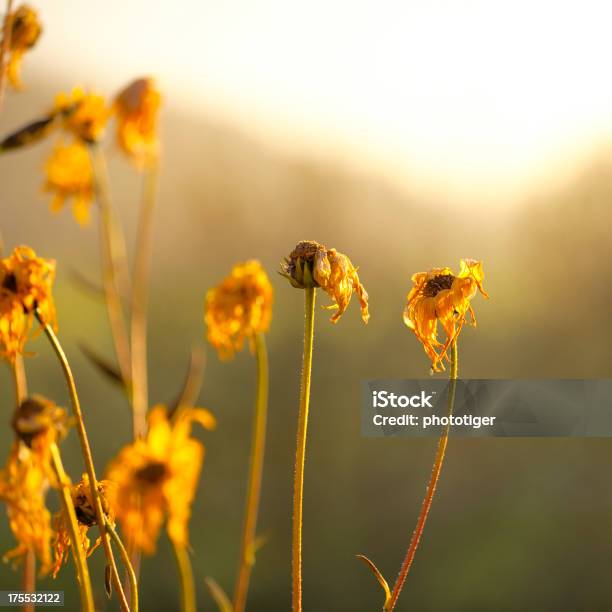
[114,77,161,168]
[51,474,115,578]
[43,141,94,225]
[403,259,489,372]
[105,405,216,554]
[0,246,57,361]
[54,88,109,143]
[205,260,273,359]
[3,4,42,90]
[0,396,68,576]
[280,240,369,323]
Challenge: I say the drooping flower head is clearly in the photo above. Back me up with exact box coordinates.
[3,4,42,90]
[0,246,57,361]
[0,396,68,575]
[44,141,94,225]
[105,405,216,554]
[280,240,369,324]
[403,259,489,372]
[113,77,161,168]
[205,260,273,360]
[52,474,115,578]
[53,88,109,143]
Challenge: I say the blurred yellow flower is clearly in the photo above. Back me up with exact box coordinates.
[105,405,216,554]
[403,259,489,372]
[281,240,369,323]
[51,474,115,578]
[0,246,57,361]
[0,396,68,576]
[114,77,161,168]
[54,88,109,143]
[44,141,94,225]
[3,4,42,90]
[205,260,273,360]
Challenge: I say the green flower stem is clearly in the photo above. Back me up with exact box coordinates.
[107,522,139,612]
[386,341,458,611]
[292,287,316,612]
[40,317,131,612]
[130,161,158,439]
[233,332,269,612]
[172,540,196,612]
[49,443,95,612]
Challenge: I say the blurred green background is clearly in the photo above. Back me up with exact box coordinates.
[1,72,612,612]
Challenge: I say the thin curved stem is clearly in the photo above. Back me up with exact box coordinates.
[386,341,458,611]
[107,522,139,612]
[233,333,269,612]
[10,354,27,402]
[49,443,95,612]
[88,143,132,393]
[172,540,196,612]
[130,161,158,438]
[11,356,35,612]
[292,287,316,612]
[39,317,131,612]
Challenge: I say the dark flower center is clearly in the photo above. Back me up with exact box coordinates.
[11,397,49,447]
[423,274,455,297]
[135,461,169,485]
[74,494,97,527]
[1,272,18,293]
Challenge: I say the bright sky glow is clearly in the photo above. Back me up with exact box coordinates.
[24,0,612,203]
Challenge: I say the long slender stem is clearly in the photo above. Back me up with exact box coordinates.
[11,356,34,612]
[11,355,27,402]
[130,161,158,438]
[107,523,139,612]
[233,333,269,612]
[40,318,131,612]
[88,144,132,391]
[385,341,458,611]
[171,540,196,612]
[291,287,316,612]
[0,0,14,112]
[49,443,95,612]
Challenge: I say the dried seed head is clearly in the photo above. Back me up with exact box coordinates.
[71,474,114,527]
[11,395,67,448]
[280,240,329,289]
[280,240,370,323]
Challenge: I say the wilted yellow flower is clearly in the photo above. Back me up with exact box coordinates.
[0,246,57,361]
[105,405,216,554]
[51,474,115,578]
[3,4,42,90]
[0,396,68,575]
[43,141,94,225]
[403,259,489,372]
[114,77,161,167]
[280,240,369,324]
[54,88,109,143]
[205,260,273,359]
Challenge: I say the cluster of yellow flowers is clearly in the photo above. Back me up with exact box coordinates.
[0,244,219,606]
[1,79,161,224]
[0,395,67,574]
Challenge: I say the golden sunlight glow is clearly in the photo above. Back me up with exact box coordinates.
[27,0,612,202]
